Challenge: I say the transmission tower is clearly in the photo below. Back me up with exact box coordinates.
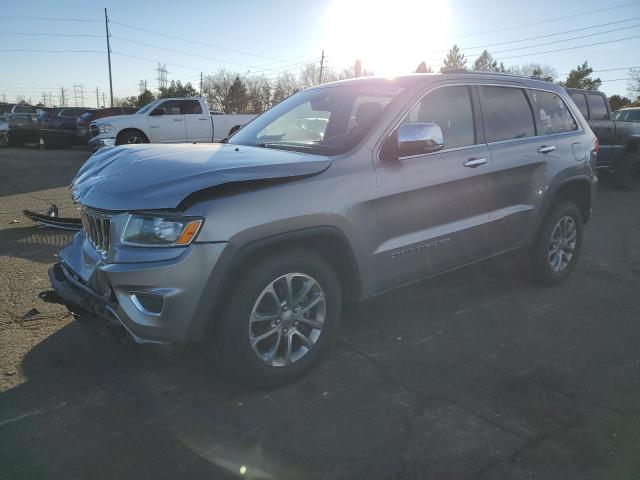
[73,84,85,107]
[155,63,168,93]
[138,80,148,94]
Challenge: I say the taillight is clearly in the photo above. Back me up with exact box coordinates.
[594,137,600,154]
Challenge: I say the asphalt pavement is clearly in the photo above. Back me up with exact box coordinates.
[0,146,639,480]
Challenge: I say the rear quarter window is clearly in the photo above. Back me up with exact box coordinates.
[530,90,578,135]
[479,86,535,143]
[587,94,608,120]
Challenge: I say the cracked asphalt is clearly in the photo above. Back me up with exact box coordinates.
[1,146,639,480]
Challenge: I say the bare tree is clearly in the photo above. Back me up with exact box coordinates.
[509,63,557,82]
[203,69,235,112]
[629,68,640,100]
[271,71,300,105]
[245,75,271,113]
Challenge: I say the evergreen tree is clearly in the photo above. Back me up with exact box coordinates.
[415,61,432,73]
[560,62,601,90]
[441,45,466,72]
[472,50,498,71]
[224,77,249,114]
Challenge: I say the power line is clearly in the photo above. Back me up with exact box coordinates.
[0,14,99,22]
[498,34,640,61]
[448,0,640,39]
[0,49,102,53]
[109,19,286,62]
[0,32,104,38]
[452,16,640,53]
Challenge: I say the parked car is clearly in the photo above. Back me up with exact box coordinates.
[50,72,597,386]
[567,89,640,190]
[612,107,640,123]
[76,107,138,145]
[39,107,94,147]
[11,104,37,114]
[0,113,38,146]
[87,97,256,148]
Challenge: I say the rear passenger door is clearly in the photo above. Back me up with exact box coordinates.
[373,84,494,290]
[480,85,579,252]
[181,100,211,142]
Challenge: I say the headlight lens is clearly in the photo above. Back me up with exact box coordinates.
[122,215,203,246]
[98,123,114,133]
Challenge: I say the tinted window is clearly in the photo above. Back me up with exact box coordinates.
[587,94,608,120]
[480,86,535,142]
[403,86,475,149]
[530,90,578,135]
[570,93,589,119]
[613,110,640,122]
[155,100,181,115]
[180,100,202,114]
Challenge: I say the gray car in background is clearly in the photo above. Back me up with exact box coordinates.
[49,72,598,386]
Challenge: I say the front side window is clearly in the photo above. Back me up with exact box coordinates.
[402,86,475,149]
[587,94,608,120]
[229,84,403,156]
[530,90,578,135]
[480,86,535,143]
[570,93,589,119]
[180,100,202,115]
[155,100,181,115]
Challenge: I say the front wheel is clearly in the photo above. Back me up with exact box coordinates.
[528,200,584,286]
[213,249,342,387]
[116,130,148,146]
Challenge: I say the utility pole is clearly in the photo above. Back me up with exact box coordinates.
[60,87,66,107]
[41,92,47,106]
[104,8,114,107]
[318,50,325,85]
[200,72,203,96]
[96,87,100,108]
[102,92,106,108]
[355,59,362,78]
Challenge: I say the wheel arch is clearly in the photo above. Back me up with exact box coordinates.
[192,226,364,340]
[116,128,149,145]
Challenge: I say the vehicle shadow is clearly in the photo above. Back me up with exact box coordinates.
[1,254,534,479]
[0,226,75,264]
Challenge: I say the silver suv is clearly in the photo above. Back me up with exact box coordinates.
[49,72,598,385]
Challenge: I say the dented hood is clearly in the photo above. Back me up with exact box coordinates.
[71,143,332,210]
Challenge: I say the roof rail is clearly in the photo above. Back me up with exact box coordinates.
[441,69,537,80]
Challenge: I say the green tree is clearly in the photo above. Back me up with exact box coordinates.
[223,76,249,113]
[608,94,631,111]
[560,62,601,90]
[472,50,498,71]
[441,45,466,72]
[159,80,198,98]
[136,89,155,108]
[415,61,432,73]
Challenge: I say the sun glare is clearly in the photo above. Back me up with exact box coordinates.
[323,0,451,76]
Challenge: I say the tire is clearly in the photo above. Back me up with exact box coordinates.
[614,152,640,191]
[528,200,584,286]
[213,248,342,387]
[116,130,148,146]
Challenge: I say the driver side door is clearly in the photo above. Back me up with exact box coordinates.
[372,84,493,291]
[147,100,186,143]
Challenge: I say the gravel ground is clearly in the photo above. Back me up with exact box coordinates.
[0,146,639,480]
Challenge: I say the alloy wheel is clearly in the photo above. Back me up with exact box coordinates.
[548,215,577,273]
[249,273,326,367]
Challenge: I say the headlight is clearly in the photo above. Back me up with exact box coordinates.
[97,124,114,133]
[122,215,203,246]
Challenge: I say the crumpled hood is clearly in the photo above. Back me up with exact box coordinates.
[71,143,331,210]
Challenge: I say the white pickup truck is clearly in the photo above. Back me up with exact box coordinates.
[88,97,256,148]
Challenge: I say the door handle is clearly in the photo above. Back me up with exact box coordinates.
[173,118,183,122]
[199,117,207,120]
[537,145,556,154]
[463,158,487,168]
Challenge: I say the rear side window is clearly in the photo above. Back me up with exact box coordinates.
[570,93,589,119]
[530,90,578,135]
[479,86,535,142]
[180,100,202,114]
[403,86,476,149]
[587,94,608,120]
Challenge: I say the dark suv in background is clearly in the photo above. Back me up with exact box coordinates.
[76,107,138,145]
[567,88,640,190]
[39,107,94,147]
[50,72,598,385]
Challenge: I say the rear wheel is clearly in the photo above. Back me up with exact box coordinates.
[116,130,148,145]
[528,200,584,285]
[615,152,640,191]
[213,249,342,387]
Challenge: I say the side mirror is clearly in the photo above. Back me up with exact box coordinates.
[396,122,444,158]
[149,107,165,116]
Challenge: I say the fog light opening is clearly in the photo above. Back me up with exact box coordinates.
[130,292,165,316]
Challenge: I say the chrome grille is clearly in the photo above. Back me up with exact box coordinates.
[80,207,111,256]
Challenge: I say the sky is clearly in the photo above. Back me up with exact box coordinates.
[0,0,638,107]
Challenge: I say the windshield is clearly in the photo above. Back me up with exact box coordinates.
[228,84,403,155]
[136,101,157,115]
